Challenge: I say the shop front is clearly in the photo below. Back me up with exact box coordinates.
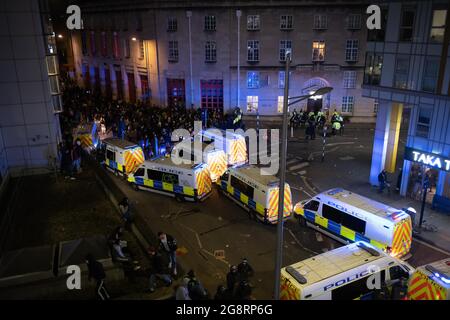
[403,147,450,206]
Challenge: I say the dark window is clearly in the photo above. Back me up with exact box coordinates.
[331,270,385,300]
[399,7,415,42]
[221,171,229,182]
[81,31,88,55]
[304,200,320,211]
[416,107,432,138]
[389,266,409,281]
[147,169,163,181]
[322,204,343,224]
[367,8,388,41]
[106,150,115,161]
[230,176,254,199]
[134,168,145,177]
[342,213,366,234]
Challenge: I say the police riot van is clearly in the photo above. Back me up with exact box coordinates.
[280,242,413,300]
[199,129,247,166]
[294,188,413,258]
[218,165,292,224]
[102,138,145,176]
[171,142,227,183]
[127,157,212,202]
[407,258,450,300]
[73,122,99,152]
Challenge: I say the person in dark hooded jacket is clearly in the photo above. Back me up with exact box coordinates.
[85,254,110,300]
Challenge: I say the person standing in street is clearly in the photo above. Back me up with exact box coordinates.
[158,232,178,275]
[237,258,254,282]
[226,265,239,296]
[72,138,83,175]
[378,169,389,194]
[85,254,110,300]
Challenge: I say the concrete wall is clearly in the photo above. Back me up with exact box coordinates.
[0,1,60,177]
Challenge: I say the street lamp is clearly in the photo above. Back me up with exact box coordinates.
[273,51,332,299]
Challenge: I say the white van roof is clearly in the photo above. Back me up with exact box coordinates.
[284,242,385,289]
[103,138,139,150]
[232,165,279,187]
[199,128,244,140]
[144,157,205,171]
[317,188,409,221]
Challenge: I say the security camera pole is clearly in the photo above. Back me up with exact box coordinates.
[274,49,291,300]
[273,50,333,297]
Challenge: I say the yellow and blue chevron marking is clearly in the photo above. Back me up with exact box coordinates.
[220,181,265,215]
[128,176,195,197]
[301,209,387,250]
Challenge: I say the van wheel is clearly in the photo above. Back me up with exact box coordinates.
[298,215,307,227]
[114,170,119,176]
[132,183,139,191]
[175,195,184,203]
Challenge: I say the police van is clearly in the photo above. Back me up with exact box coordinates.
[407,258,450,300]
[198,129,247,166]
[218,165,292,224]
[127,157,212,202]
[171,141,227,182]
[102,138,145,176]
[294,188,413,258]
[73,122,99,152]
[280,242,413,300]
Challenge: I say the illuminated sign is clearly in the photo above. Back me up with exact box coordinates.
[404,147,450,172]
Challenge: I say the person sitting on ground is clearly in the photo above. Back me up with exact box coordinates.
[175,278,192,300]
[146,247,172,293]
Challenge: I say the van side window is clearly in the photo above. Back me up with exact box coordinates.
[304,200,320,212]
[106,150,115,161]
[134,168,145,177]
[147,169,163,181]
[323,204,343,224]
[230,176,254,198]
[221,171,229,182]
[331,270,385,300]
[389,266,409,281]
[342,214,366,234]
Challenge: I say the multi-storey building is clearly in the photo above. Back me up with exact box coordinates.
[364,1,450,204]
[0,0,62,191]
[71,0,376,122]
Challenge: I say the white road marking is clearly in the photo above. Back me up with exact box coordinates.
[288,162,309,171]
[413,238,450,256]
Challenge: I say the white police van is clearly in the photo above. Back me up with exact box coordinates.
[280,242,413,300]
[294,188,413,258]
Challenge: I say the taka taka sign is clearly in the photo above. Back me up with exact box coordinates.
[405,147,450,172]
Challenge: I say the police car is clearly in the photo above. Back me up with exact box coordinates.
[280,242,413,300]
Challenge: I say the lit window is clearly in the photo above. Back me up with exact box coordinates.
[247,40,260,62]
[247,15,260,30]
[280,15,293,30]
[364,53,383,85]
[247,71,260,89]
[278,71,285,89]
[168,17,177,32]
[204,15,216,31]
[247,96,258,112]
[277,96,284,113]
[279,40,292,61]
[429,9,447,43]
[313,15,327,30]
[139,40,144,59]
[341,96,354,113]
[343,71,357,88]
[345,40,358,62]
[168,41,179,62]
[205,41,217,62]
[312,41,325,61]
[347,14,361,30]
